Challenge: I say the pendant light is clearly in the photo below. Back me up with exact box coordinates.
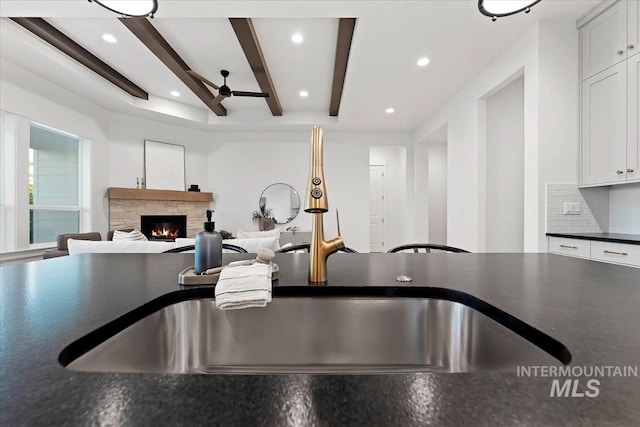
[88,0,158,18]
[478,0,542,21]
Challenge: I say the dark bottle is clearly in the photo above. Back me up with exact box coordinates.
[194,209,222,274]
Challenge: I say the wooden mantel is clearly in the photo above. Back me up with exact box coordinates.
[107,187,213,202]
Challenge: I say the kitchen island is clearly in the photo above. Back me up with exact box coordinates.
[1,253,639,425]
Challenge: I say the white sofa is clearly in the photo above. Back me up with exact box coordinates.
[67,233,281,255]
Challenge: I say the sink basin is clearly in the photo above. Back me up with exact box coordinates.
[62,297,570,374]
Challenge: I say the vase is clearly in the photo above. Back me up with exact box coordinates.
[258,218,275,231]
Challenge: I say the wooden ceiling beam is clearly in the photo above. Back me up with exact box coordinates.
[10,18,148,100]
[119,17,227,116]
[329,18,356,117]
[229,18,283,116]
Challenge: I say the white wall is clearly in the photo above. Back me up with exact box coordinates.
[536,20,581,250]
[0,80,110,240]
[413,143,430,242]
[414,24,539,252]
[370,146,408,251]
[209,132,411,253]
[414,20,580,253]
[485,75,524,252]
[428,143,447,245]
[609,183,640,234]
[106,113,211,194]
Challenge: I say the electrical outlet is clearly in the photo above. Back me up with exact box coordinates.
[563,202,581,215]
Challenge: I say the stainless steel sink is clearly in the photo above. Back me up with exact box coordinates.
[63,297,568,374]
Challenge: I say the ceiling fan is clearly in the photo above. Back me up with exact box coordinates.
[187,69,269,107]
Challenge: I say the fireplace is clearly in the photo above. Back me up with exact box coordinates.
[140,215,187,241]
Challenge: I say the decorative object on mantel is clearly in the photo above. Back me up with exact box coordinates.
[478,0,541,21]
[188,184,201,192]
[88,0,158,18]
[144,140,186,191]
[252,207,276,231]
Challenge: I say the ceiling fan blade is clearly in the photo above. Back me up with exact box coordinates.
[232,91,270,98]
[186,69,219,90]
[208,94,226,107]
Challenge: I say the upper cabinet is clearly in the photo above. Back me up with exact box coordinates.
[582,1,628,80]
[628,53,640,181]
[580,0,640,187]
[628,0,640,59]
[581,62,627,185]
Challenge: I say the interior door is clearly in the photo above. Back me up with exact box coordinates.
[369,165,385,253]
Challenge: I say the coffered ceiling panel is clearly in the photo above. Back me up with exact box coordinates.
[251,18,338,114]
[1,1,601,131]
[150,18,266,112]
[49,18,204,108]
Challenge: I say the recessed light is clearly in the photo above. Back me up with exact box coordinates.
[102,34,117,43]
[299,90,309,98]
[385,108,395,114]
[291,33,304,44]
[417,57,430,67]
[170,91,180,97]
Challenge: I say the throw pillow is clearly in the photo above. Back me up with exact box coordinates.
[224,236,280,253]
[112,229,148,241]
[236,228,281,239]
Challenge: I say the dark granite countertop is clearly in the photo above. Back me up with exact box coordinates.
[1,253,640,426]
[546,232,640,245]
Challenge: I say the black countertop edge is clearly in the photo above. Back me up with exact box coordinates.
[58,285,572,369]
[546,232,640,245]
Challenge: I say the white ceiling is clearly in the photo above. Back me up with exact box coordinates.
[0,0,599,132]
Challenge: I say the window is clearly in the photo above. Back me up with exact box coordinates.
[29,124,80,244]
[0,111,89,253]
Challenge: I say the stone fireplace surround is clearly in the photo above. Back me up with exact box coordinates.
[107,188,213,238]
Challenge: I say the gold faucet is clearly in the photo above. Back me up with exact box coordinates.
[304,127,345,284]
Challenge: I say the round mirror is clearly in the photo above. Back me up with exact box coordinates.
[258,183,301,224]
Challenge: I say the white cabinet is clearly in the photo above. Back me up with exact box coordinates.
[579,0,640,187]
[581,62,628,185]
[581,0,628,79]
[628,53,640,180]
[628,0,640,59]
[548,236,640,268]
[548,237,591,259]
[279,231,311,246]
[591,240,640,267]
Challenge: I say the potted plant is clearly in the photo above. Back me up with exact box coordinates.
[252,207,276,231]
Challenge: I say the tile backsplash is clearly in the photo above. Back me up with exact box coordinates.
[609,184,640,234]
[546,183,609,233]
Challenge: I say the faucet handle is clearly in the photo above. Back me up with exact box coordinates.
[336,209,341,236]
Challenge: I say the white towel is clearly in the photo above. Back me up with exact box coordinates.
[215,263,272,310]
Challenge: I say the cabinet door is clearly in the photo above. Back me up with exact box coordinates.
[628,0,640,58]
[628,53,640,181]
[548,237,591,259]
[581,62,628,186]
[582,0,627,80]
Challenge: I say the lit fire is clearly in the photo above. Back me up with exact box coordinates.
[151,227,180,239]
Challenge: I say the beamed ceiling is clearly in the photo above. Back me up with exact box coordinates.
[0,1,599,132]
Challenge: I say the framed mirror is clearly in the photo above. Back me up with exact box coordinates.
[258,183,301,224]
